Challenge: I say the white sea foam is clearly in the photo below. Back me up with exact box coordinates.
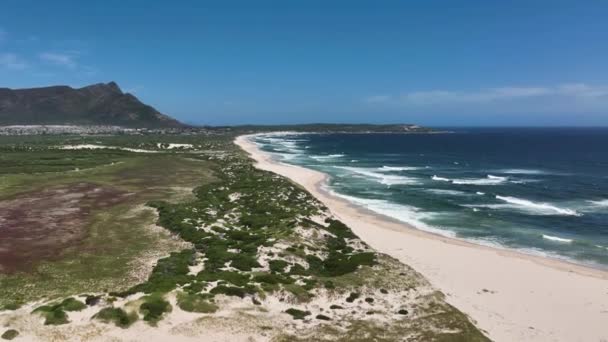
[542,234,573,243]
[496,196,582,216]
[476,191,485,195]
[432,175,451,182]
[378,165,421,171]
[328,191,456,238]
[453,176,507,185]
[310,154,345,160]
[336,166,419,185]
[432,174,508,185]
[588,199,608,207]
[426,189,469,196]
[496,168,547,175]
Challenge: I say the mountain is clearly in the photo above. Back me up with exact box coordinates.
[0,82,184,128]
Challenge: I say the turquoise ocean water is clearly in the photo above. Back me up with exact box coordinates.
[253,128,608,269]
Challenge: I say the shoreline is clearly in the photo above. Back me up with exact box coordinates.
[236,133,608,342]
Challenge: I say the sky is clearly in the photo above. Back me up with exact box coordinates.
[1,0,608,126]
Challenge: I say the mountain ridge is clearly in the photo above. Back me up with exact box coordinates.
[0,82,184,128]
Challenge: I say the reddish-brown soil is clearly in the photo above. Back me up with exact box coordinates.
[0,182,131,273]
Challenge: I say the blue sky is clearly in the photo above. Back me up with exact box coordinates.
[1,0,608,126]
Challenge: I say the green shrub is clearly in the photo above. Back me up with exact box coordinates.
[139,294,172,324]
[230,254,261,271]
[42,308,69,325]
[253,273,294,285]
[198,271,250,287]
[176,292,218,313]
[1,303,21,311]
[346,292,360,303]
[268,259,290,273]
[183,281,207,293]
[210,285,247,298]
[1,329,19,340]
[288,263,308,276]
[32,299,86,325]
[316,314,331,320]
[94,307,137,328]
[283,284,312,302]
[285,308,311,320]
[60,297,87,311]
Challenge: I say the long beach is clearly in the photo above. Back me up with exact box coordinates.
[236,133,608,342]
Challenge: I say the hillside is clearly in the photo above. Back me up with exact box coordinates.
[0,82,184,128]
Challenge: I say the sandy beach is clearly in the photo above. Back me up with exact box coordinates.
[236,134,608,342]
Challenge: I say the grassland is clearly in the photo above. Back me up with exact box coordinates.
[0,133,488,341]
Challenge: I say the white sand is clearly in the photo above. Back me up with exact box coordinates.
[236,134,608,342]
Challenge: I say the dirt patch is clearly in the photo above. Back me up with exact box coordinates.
[0,182,132,273]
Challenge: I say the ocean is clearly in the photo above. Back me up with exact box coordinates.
[253,128,608,269]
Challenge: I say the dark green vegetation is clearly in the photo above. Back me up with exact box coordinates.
[0,82,183,128]
[285,308,311,320]
[1,330,18,340]
[176,292,218,313]
[93,307,138,328]
[139,294,172,324]
[32,298,86,325]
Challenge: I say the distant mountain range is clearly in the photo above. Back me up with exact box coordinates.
[0,82,184,128]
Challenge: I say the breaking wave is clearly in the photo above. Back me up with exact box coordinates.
[496,196,582,216]
[378,165,421,171]
[542,234,573,243]
[336,166,419,185]
[431,174,508,185]
[310,154,345,160]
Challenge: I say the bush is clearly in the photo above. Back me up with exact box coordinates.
[1,329,19,340]
[122,250,195,296]
[316,314,331,320]
[42,308,69,325]
[198,271,250,287]
[285,308,311,320]
[210,285,247,298]
[32,298,85,325]
[139,294,172,324]
[268,259,290,273]
[1,303,21,311]
[230,254,261,271]
[60,298,87,311]
[176,292,218,313]
[94,307,137,328]
[346,292,360,303]
[283,284,312,302]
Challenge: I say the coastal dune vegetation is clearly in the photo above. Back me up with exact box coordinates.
[0,132,488,341]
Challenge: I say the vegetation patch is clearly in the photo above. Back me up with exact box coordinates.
[285,308,311,320]
[176,292,218,313]
[139,294,172,324]
[93,307,138,328]
[32,297,86,325]
[1,329,18,340]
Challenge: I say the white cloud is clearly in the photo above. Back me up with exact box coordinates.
[367,84,608,107]
[0,53,28,70]
[39,52,78,68]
